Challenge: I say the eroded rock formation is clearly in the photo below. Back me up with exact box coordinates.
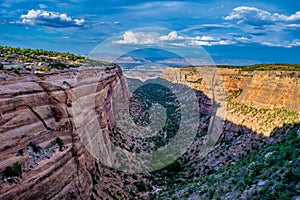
[0,67,138,199]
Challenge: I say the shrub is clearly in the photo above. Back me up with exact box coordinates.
[4,161,22,177]
[165,160,182,172]
[50,62,68,70]
[18,149,24,156]
[14,65,20,71]
[136,181,147,192]
[0,63,3,70]
[56,137,64,151]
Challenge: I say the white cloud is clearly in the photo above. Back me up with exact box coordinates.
[286,24,300,28]
[221,6,300,48]
[59,13,72,21]
[224,6,300,23]
[290,40,300,47]
[235,37,250,42]
[159,31,235,46]
[114,31,159,45]
[189,35,236,46]
[113,29,300,48]
[18,9,85,27]
[159,31,184,41]
[236,37,300,48]
[114,30,238,47]
[194,36,214,41]
[74,19,85,25]
[190,39,235,46]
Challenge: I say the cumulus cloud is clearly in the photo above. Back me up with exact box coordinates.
[114,31,159,45]
[159,32,235,46]
[224,6,300,25]
[18,9,85,27]
[187,35,236,46]
[159,31,184,41]
[114,30,236,47]
[221,6,300,48]
[113,29,300,48]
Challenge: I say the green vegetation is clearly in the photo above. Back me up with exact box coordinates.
[18,149,24,156]
[4,161,22,178]
[0,46,116,72]
[188,78,202,84]
[5,67,12,71]
[13,65,21,74]
[55,137,64,151]
[36,62,77,71]
[136,181,148,192]
[0,45,85,64]
[226,89,300,134]
[226,88,243,101]
[155,126,300,199]
[217,63,300,71]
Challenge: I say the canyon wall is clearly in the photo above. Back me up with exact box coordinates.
[0,67,135,200]
[161,67,300,135]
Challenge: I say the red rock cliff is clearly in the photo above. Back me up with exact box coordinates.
[161,67,300,135]
[0,67,135,200]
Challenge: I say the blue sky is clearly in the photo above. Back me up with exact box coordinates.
[0,0,300,64]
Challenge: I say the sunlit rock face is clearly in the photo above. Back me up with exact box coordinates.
[161,67,300,136]
[0,67,136,200]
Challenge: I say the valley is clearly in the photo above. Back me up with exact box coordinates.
[0,49,299,199]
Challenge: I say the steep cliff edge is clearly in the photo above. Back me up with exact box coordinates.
[161,67,300,135]
[0,67,136,200]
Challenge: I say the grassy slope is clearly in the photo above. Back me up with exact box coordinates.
[154,126,300,200]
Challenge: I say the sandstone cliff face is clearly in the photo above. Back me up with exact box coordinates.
[161,67,300,135]
[0,67,136,200]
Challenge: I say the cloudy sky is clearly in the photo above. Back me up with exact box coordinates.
[0,0,299,64]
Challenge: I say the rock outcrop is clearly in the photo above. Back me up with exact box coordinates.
[0,67,137,200]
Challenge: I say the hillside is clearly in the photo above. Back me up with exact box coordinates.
[153,126,300,199]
